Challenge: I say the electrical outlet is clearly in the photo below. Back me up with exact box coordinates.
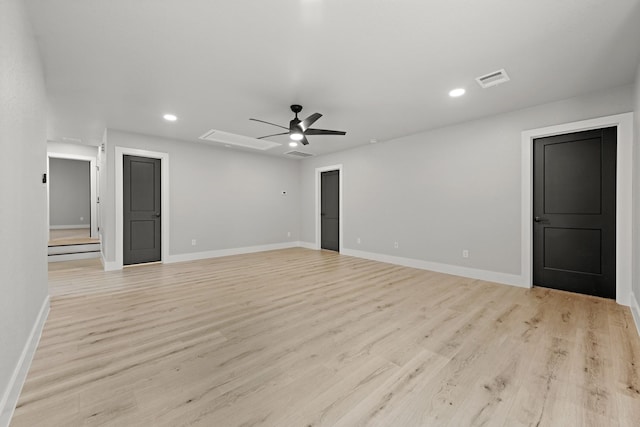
[394,241,399,249]
[462,249,469,258]
[357,237,361,244]
[192,239,197,246]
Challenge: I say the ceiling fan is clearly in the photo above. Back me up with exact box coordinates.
[250,104,346,145]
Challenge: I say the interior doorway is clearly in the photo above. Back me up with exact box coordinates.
[315,164,342,252]
[533,127,616,298]
[521,112,633,306]
[114,147,169,270]
[47,153,98,242]
[321,170,340,251]
[123,155,162,265]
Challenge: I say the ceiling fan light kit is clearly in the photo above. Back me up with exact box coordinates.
[250,104,346,146]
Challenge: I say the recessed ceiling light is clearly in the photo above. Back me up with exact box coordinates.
[163,113,177,121]
[289,141,298,147]
[449,88,465,98]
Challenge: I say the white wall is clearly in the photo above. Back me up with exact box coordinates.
[49,158,90,227]
[0,0,49,424]
[47,141,98,158]
[632,63,640,325]
[102,130,300,265]
[300,85,634,280]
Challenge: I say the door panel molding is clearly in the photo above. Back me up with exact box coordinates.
[521,112,633,306]
[115,147,169,270]
[315,164,343,252]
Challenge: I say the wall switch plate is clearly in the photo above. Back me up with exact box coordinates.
[394,242,399,249]
[192,239,197,246]
[287,231,291,237]
[357,237,361,244]
[462,249,469,258]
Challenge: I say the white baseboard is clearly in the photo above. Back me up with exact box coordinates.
[0,296,50,427]
[164,242,301,264]
[101,242,301,270]
[49,224,90,230]
[630,292,640,338]
[298,241,317,250]
[341,248,526,288]
[101,254,120,272]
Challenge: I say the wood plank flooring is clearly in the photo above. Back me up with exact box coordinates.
[49,228,98,247]
[11,248,640,426]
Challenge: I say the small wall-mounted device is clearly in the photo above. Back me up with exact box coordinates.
[42,173,47,183]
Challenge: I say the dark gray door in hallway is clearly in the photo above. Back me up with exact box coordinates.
[321,170,339,252]
[533,127,616,298]
[123,155,161,265]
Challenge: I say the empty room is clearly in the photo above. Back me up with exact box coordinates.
[2,1,640,426]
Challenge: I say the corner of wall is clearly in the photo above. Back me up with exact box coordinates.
[0,296,49,427]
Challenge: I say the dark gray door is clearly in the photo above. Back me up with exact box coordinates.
[533,127,616,298]
[123,155,161,265]
[321,170,339,252]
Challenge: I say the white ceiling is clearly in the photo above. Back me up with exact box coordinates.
[26,0,640,157]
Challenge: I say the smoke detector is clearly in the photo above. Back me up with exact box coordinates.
[475,69,510,88]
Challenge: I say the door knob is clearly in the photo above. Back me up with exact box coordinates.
[154,212,161,217]
[534,216,547,222]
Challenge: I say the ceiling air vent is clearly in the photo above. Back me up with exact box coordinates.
[475,69,510,88]
[285,150,314,158]
[198,129,281,150]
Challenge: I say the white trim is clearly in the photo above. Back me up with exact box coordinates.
[48,252,101,262]
[100,253,120,272]
[342,248,525,288]
[115,147,170,270]
[315,164,343,252]
[521,112,634,306]
[48,243,100,255]
[165,242,300,264]
[298,241,317,250]
[49,224,90,230]
[47,152,98,239]
[0,296,50,427]
[630,292,640,338]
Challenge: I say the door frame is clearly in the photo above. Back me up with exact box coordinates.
[115,147,170,269]
[315,164,343,252]
[521,112,633,306]
[47,152,98,239]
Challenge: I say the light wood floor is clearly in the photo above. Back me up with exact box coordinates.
[49,228,98,247]
[12,248,640,426]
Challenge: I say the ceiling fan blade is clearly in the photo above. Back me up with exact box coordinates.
[257,132,289,139]
[299,113,322,132]
[304,128,346,136]
[300,134,310,145]
[250,118,289,130]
